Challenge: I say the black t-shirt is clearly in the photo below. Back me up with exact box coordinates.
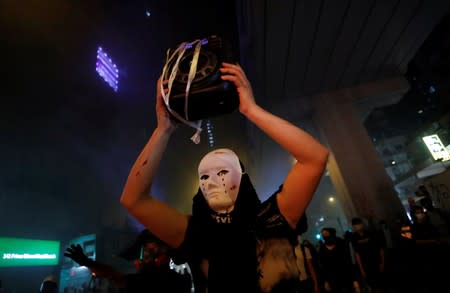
[350,230,384,269]
[177,192,302,293]
[318,238,356,288]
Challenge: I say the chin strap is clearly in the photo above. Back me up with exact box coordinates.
[160,39,206,144]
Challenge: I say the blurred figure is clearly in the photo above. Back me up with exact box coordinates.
[350,217,386,293]
[295,236,320,293]
[392,220,417,292]
[64,229,192,293]
[410,206,448,292]
[39,275,58,293]
[407,197,421,216]
[0,279,5,293]
[318,227,360,293]
[411,207,440,243]
[415,185,431,203]
[419,195,449,240]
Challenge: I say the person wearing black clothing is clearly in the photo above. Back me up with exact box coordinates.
[318,227,360,293]
[410,206,447,292]
[120,63,329,293]
[39,275,58,293]
[350,217,386,293]
[64,229,192,293]
[295,237,320,293]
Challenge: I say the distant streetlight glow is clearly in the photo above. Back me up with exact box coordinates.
[428,85,436,94]
[328,197,335,203]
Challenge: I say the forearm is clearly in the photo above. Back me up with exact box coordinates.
[120,127,173,208]
[86,261,127,288]
[379,248,385,267]
[307,259,319,287]
[354,253,365,276]
[242,104,328,164]
[243,104,328,227]
[119,126,188,248]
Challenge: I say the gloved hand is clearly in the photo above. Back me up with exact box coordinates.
[64,244,92,267]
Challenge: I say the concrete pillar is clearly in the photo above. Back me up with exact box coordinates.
[312,77,410,225]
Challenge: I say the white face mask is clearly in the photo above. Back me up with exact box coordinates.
[198,149,242,213]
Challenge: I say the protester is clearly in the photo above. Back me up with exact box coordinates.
[120,62,329,293]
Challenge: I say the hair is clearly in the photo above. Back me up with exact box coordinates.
[118,229,171,261]
[351,217,363,225]
[321,227,336,237]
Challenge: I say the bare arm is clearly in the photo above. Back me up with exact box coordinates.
[354,251,366,279]
[379,247,385,272]
[220,63,329,228]
[306,257,320,293]
[64,244,127,288]
[86,261,128,288]
[120,79,188,248]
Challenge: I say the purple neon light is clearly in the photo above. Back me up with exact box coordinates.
[96,47,119,92]
[184,38,208,49]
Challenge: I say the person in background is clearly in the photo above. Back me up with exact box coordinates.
[119,63,329,293]
[39,275,58,293]
[419,195,449,241]
[318,227,360,293]
[295,235,320,293]
[64,229,192,293]
[407,197,421,217]
[350,217,386,293]
[410,206,448,292]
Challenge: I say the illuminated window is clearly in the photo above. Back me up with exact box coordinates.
[422,134,450,161]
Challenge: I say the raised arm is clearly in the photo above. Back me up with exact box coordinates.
[220,63,329,228]
[120,79,189,248]
[64,244,128,288]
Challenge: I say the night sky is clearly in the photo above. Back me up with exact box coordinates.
[0,1,249,291]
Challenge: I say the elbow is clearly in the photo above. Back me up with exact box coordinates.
[317,146,330,166]
[119,192,136,210]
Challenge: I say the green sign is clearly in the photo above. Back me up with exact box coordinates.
[0,237,60,267]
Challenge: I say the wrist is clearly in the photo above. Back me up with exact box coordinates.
[240,103,261,119]
[155,125,175,136]
[80,257,94,267]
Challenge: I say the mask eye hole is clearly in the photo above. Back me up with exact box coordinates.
[217,170,229,176]
[200,175,209,180]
